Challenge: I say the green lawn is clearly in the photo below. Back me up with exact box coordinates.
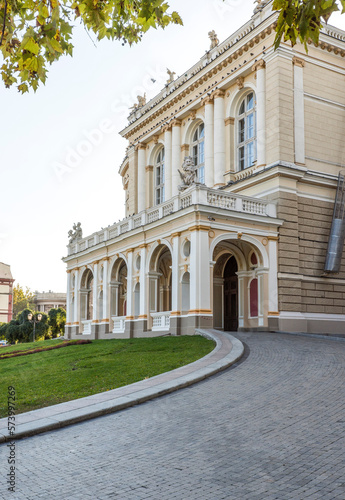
[0,336,214,417]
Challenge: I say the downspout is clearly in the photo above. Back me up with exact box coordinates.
[324,171,345,273]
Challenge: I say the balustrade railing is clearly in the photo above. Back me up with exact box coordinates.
[112,316,125,333]
[67,185,276,255]
[81,320,92,334]
[151,311,171,331]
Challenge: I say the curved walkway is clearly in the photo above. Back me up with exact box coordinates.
[1,331,345,500]
[0,330,243,443]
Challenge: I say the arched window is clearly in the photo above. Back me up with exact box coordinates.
[237,92,256,170]
[191,123,205,183]
[155,148,165,205]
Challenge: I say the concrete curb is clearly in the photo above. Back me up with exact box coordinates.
[0,330,244,443]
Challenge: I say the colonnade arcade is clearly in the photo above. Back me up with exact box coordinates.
[65,231,275,338]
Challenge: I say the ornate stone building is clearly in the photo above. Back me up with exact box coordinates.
[63,1,345,338]
[0,263,14,323]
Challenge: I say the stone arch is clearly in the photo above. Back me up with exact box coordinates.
[181,116,205,146]
[146,239,173,274]
[109,256,128,318]
[148,242,172,313]
[226,83,257,119]
[147,141,165,166]
[79,268,94,321]
[210,233,268,268]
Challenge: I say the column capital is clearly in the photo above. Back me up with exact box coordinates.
[181,143,189,153]
[203,95,214,105]
[212,89,225,99]
[171,232,181,238]
[292,56,305,68]
[225,117,234,126]
[171,118,182,127]
[139,243,148,249]
[135,142,147,151]
[252,59,266,72]
[145,165,153,172]
[162,124,172,132]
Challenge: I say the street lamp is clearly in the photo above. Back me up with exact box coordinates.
[27,313,43,342]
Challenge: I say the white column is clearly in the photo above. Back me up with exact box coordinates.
[92,262,98,322]
[139,245,147,317]
[137,144,146,212]
[102,259,109,322]
[110,283,119,317]
[171,232,180,314]
[74,268,79,324]
[164,126,172,200]
[236,271,248,329]
[268,238,279,313]
[257,270,266,327]
[204,97,214,187]
[293,57,305,164]
[190,229,211,312]
[213,90,226,186]
[253,60,266,166]
[126,250,134,317]
[171,119,181,197]
[66,271,72,324]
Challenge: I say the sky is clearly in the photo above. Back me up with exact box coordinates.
[1,0,345,294]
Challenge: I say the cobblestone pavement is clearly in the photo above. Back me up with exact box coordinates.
[1,331,345,500]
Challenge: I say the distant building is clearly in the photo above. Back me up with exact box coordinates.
[0,263,15,323]
[33,291,66,313]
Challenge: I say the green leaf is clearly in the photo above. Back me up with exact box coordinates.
[23,37,40,55]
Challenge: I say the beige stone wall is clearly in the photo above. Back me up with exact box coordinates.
[276,192,345,314]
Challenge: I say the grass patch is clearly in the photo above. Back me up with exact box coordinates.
[0,336,215,417]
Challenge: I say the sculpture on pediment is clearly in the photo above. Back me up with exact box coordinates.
[68,222,83,243]
[208,30,219,49]
[254,0,270,13]
[166,68,176,83]
[178,156,198,191]
[129,93,147,111]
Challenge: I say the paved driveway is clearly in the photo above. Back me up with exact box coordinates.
[1,332,345,500]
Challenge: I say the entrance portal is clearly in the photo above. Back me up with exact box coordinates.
[224,256,238,331]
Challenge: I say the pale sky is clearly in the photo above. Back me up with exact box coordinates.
[1,0,345,294]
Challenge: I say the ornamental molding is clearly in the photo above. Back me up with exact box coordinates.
[181,143,189,153]
[251,59,266,72]
[212,89,225,99]
[292,56,305,68]
[225,117,235,126]
[171,118,182,127]
[236,77,245,89]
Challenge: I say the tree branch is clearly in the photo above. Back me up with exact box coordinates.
[0,0,8,47]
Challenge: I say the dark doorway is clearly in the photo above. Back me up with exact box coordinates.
[224,256,238,331]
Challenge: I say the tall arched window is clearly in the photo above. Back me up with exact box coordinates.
[191,123,205,183]
[155,148,165,205]
[237,92,256,170]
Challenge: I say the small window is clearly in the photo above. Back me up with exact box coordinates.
[155,149,165,205]
[191,123,205,184]
[237,92,256,171]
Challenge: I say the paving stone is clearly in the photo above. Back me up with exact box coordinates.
[0,332,344,499]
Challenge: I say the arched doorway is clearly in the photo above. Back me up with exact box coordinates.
[224,256,238,331]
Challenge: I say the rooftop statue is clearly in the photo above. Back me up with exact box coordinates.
[178,156,198,191]
[129,93,147,111]
[254,0,270,13]
[68,222,83,244]
[208,30,219,49]
[166,68,176,84]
